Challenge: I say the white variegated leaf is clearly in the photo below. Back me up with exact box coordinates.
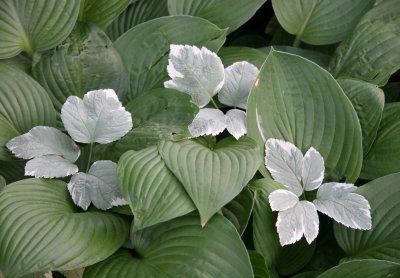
[302,147,325,191]
[314,182,372,230]
[61,89,133,144]
[25,155,78,178]
[225,109,247,140]
[164,44,225,108]
[68,160,122,210]
[188,108,226,137]
[276,201,319,246]
[265,139,304,196]
[6,126,80,162]
[269,189,299,211]
[218,61,259,109]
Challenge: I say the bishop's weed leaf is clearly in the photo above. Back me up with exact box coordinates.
[225,109,247,140]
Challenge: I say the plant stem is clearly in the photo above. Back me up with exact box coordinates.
[210,97,219,109]
[85,142,94,172]
[78,0,86,21]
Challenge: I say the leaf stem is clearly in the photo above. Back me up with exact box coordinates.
[210,97,219,109]
[78,0,86,21]
[292,1,318,48]
[85,142,94,172]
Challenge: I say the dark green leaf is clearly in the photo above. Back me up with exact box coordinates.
[248,250,269,278]
[0,114,20,161]
[0,160,25,183]
[218,46,267,68]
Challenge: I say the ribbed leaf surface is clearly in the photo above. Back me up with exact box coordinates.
[334,173,400,263]
[0,0,79,58]
[117,146,195,231]
[158,137,261,225]
[247,50,362,182]
[0,179,129,277]
[84,214,254,278]
[0,114,19,161]
[218,47,267,68]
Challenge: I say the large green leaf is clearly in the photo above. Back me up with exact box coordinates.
[334,173,400,263]
[84,214,254,278]
[360,103,400,180]
[248,250,269,278]
[168,0,266,33]
[79,0,131,29]
[247,50,362,182]
[0,64,56,133]
[0,160,25,183]
[32,23,128,111]
[114,15,226,101]
[218,47,267,68]
[117,146,195,231]
[272,0,374,46]
[0,114,19,160]
[329,0,400,86]
[0,0,80,58]
[0,179,129,277]
[158,137,261,226]
[337,79,384,156]
[106,0,169,41]
[318,260,400,278]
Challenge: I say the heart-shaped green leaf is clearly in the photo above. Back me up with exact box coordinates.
[0,0,80,58]
[0,179,129,277]
[114,15,226,101]
[334,173,400,263]
[84,214,254,278]
[360,103,400,180]
[32,23,128,111]
[247,50,362,182]
[168,0,266,33]
[158,137,261,226]
[272,0,374,45]
[117,146,195,231]
[329,0,400,86]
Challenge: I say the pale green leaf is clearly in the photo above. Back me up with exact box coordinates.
[61,89,132,144]
[114,15,226,101]
[25,155,78,178]
[164,44,225,108]
[329,0,400,86]
[188,108,226,137]
[225,109,247,140]
[272,0,374,45]
[0,176,5,191]
[0,114,20,161]
[158,136,261,226]
[6,126,80,162]
[218,61,259,109]
[84,214,254,278]
[0,179,129,277]
[334,173,400,263]
[314,182,371,230]
[302,147,324,191]
[68,161,121,210]
[117,146,195,231]
[0,0,80,58]
[168,0,266,33]
[269,189,299,211]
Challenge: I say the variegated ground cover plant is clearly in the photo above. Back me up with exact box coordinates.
[0,0,399,277]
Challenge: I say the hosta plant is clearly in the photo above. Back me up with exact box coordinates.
[0,0,400,277]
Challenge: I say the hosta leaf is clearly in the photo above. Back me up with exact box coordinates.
[269,189,299,212]
[248,250,269,278]
[61,89,132,144]
[218,61,259,109]
[80,0,131,29]
[222,187,254,235]
[25,155,78,178]
[225,109,247,140]
[32,23,128,111]
[318,260,400,278]
[114,15,226,101]
[117,146,195,231]
[329,0,400,86]
[272,0,374,45]
[168,0,266,33]
[6,126,80,162]
[158,136,261,226]
[68,161,121,210]
[0,114,19,161]
[84,214,253,278]
[0,160,25,184]
[0,64,56,134]
[219,47,267,68]
[0,175,5,191]
[0,179,129,277]
[106,0,169,41]
[314,183,371,230]
[164,44,225,107]
[276,201,319,246]
[265,139,303,196]
[337,79,385,156]
[188,108,226,137]
[334,173,400,263]
[0,0,80,58]
[302,147,324,191]
[360,103,400,180]
[247,50,362,182]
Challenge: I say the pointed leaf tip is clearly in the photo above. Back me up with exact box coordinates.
[201,218,208,228]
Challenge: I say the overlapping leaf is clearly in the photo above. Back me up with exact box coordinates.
[0,114,19,161]
[25,155,78,179]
